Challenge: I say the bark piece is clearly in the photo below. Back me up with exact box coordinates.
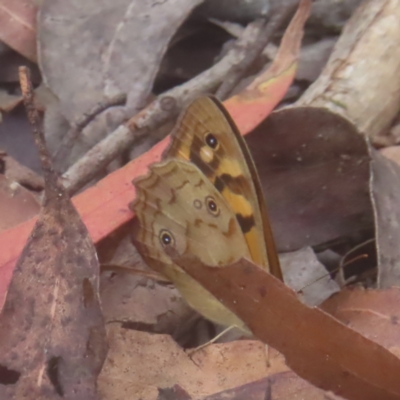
[297,0,400,141]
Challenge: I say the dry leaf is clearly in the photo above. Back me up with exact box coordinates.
[0,0,37,62]
[98,327,280,400]
[172,253,400,400]
[38,0,202,122]
[202,372,345,400]
[224,0,311,133]
[100,270,192,334]
[246,106,372,252]
[321,287,400,358]
[0,93,107,398]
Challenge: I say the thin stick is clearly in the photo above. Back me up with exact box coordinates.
[62,19,265,194]
[53,93,127,164]
[216,1,298,99]
[19,67,54,184]
[100,264,170,283]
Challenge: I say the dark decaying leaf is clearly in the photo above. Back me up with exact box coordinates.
[200,373,345,400]
[157,384,192,400]
[370,149,400,288]
[171,252,400,400]
[246,107,372,252]
[0,72,107,399]
[247,105,400,289]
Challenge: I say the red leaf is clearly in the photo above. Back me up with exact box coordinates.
[0,0,37,62]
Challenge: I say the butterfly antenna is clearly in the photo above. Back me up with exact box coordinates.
[298,238,376,293]
[298,253,370,293]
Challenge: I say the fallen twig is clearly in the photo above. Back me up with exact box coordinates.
[62,19,265,194]
[215,0,299,99]
[19,67,52,178]
[53,93,127,165]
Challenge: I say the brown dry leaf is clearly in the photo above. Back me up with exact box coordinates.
[98,327,285,400]
[321,287,400,359]
[160,373,345,400]
[98,226,195,335]
[98,326,346,400]
[172,253,400,400]
[0,174,40,231]
[248,106,400,290]
[246,106,372,252]
[0,100,107,398]
[0,0,37,62]
[101,270,193,335]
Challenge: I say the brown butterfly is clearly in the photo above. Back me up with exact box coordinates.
[131,95,282,331]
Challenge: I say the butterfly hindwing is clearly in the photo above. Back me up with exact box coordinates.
[132,158,250,329]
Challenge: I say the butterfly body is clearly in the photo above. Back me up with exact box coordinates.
[131,95,282,331]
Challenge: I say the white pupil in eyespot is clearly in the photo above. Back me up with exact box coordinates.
[208,199,217,211]
[162,233,171,245]
[206,133,218,148]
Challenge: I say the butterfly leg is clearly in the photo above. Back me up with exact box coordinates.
[186,325,239,356]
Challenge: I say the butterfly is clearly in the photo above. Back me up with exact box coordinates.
[131,95,282,331]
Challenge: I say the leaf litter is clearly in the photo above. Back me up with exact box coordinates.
[2,0,400,399]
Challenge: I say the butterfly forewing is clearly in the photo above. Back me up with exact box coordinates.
[164,96,282,280]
